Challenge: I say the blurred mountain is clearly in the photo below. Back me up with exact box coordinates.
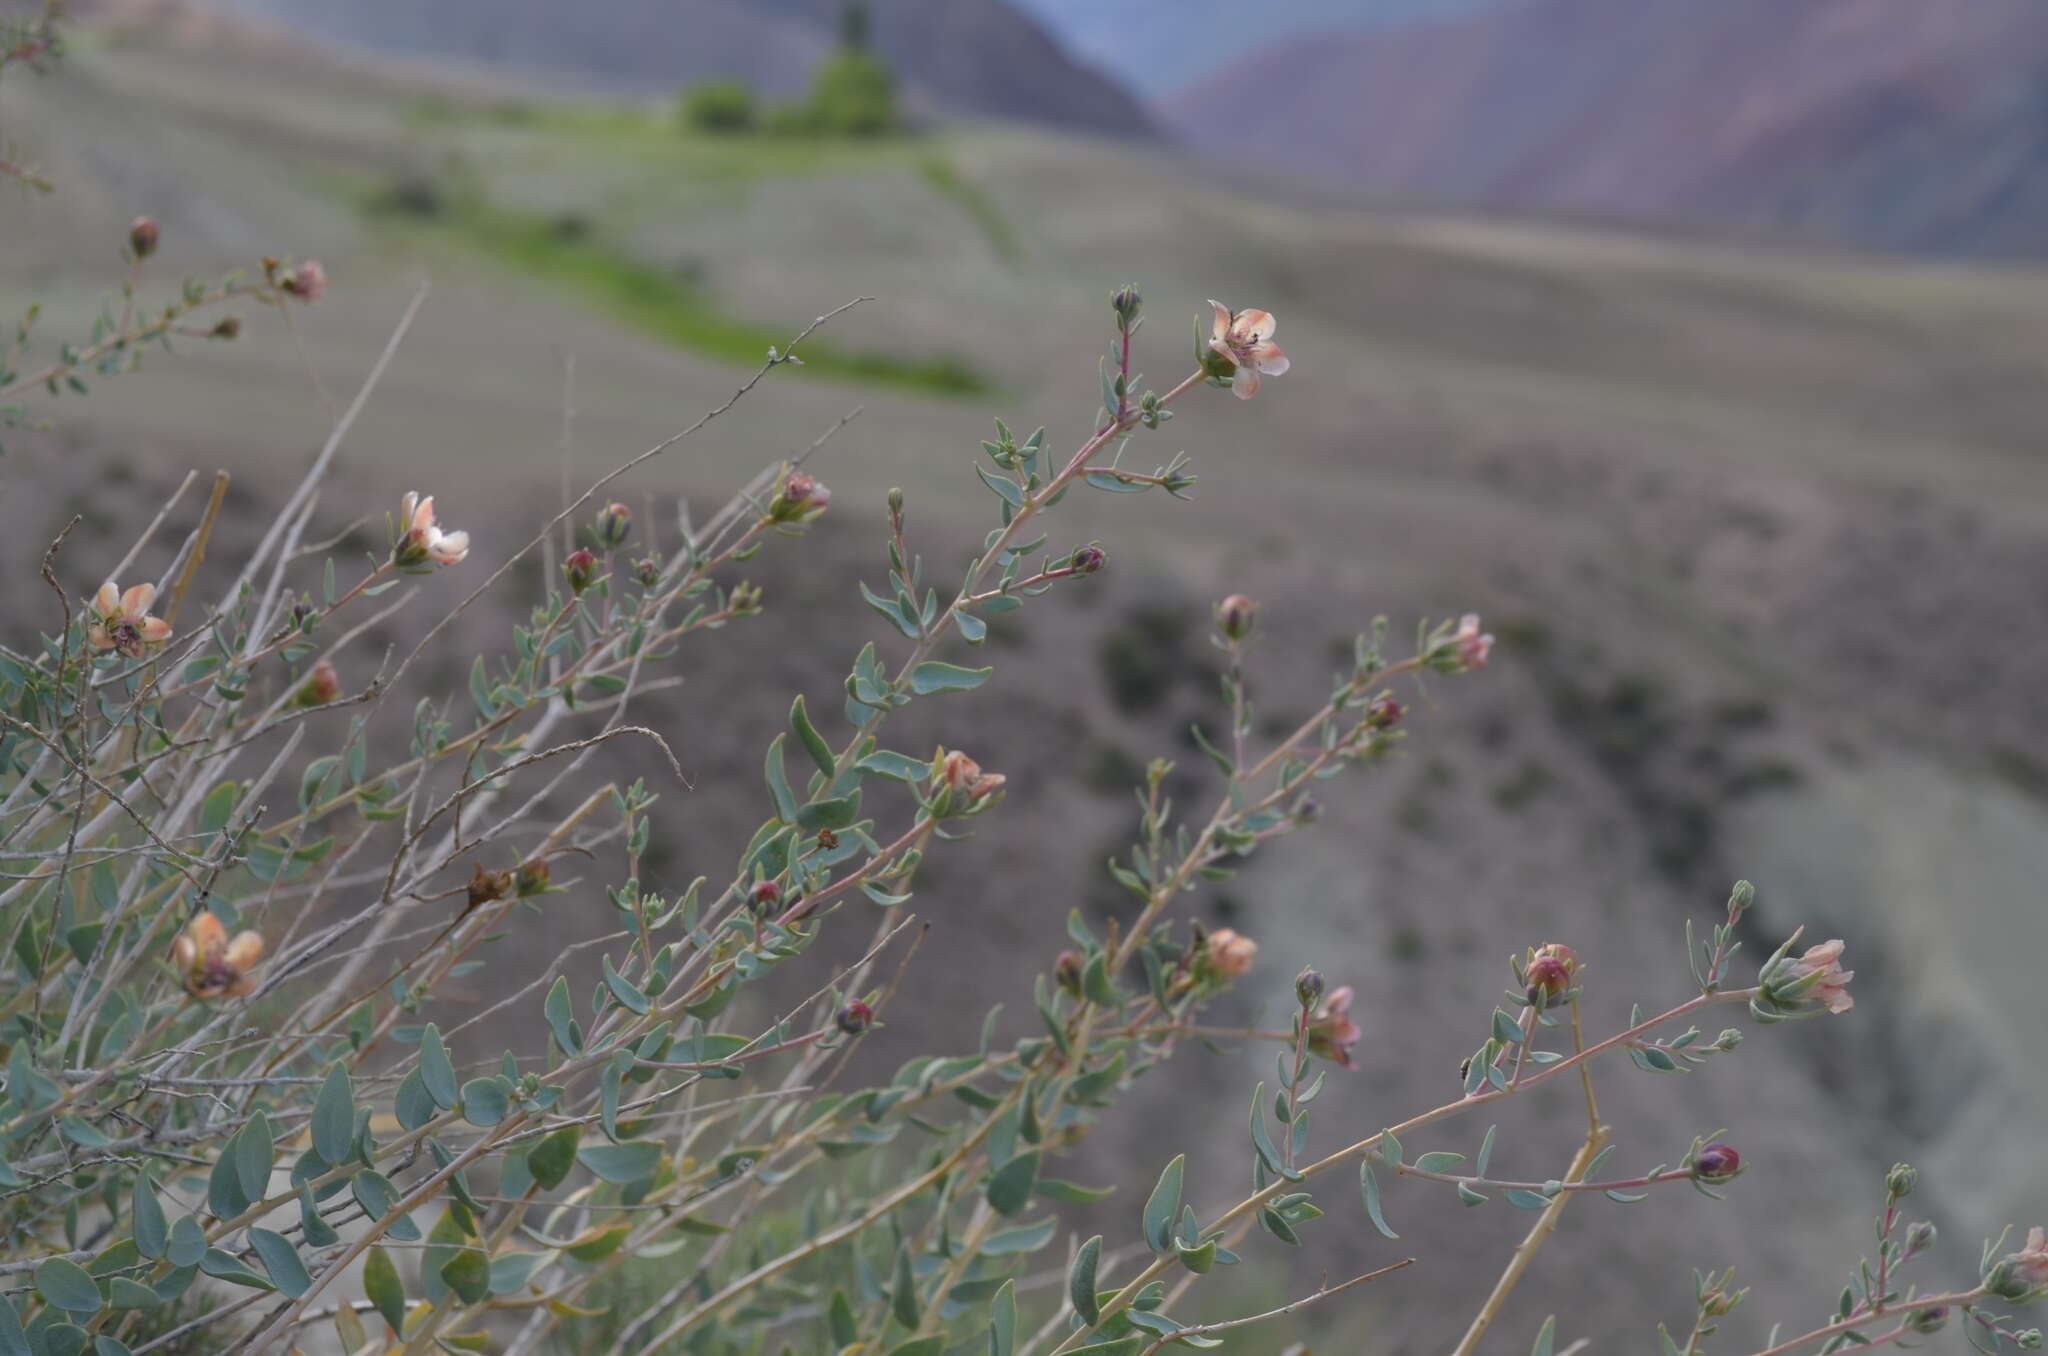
[196,0,1154,135]
[1165,0,2048,256]
[1008,0,1504,98]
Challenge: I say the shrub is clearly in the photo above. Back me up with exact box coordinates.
[1,22,2043,1356]
[678,77,756,135]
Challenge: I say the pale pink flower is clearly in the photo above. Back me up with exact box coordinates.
[1787,938,1855,1014]
[87,581,173,659]
[1204,927,1257,979]
[280,259,326,303]
[1306,985,1362,1069]
[935,749,1005,807]
[393,491,471,567]
[1208,300,1290,400]
[1988,1227,2048,1299]
[1455,613,1493,670]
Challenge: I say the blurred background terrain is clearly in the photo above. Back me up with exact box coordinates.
[4,0,2048,1348]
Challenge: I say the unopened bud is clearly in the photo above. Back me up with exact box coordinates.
[594,502,633,549]
[1292,794,1321,825]
[749,879,782,913]
[1523,943,1578,1008]
[294,659,340,708]
[1071,545,1105,574]
[768,470,831,524]
[129,216,159,259]
[1714,1028,1743,1051]
[1055,950,1084,996]
[1692,1142,1741,1183]
[835,1000,873,1036]
[1886,1162,1917,1200]
[1215,594,1258,642]
[1295,967,1325,1008]
[887,487,905,515]
[1365,695,1404,731]
[563,549,598,596]
[1904,1307,1948,1335]
[280,258,327,304]
[515,859,551,896]
[1904,1220,1937,1257]
[1727,879,1755,918]
[634,557,662,589]
[1110,284,1142,329]
[211,315,242,339]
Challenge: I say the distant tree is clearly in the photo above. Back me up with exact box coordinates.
[840,0,871,51]
[807,46,896,136]
[679,77,756,134]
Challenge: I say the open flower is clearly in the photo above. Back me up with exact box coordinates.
[391,491,471,568]
[172,911,264,1000]
[87,581,173,659]
[1206,301,1289,400]
[1454,614,1493,670]
[1753,936,1855,1022]
[767,469,831,525]
[1986,1227,2048,1300]
[1204,927,1257,979]
[931,748,1006,816]
[280,259,326,303]
[1306,985,1362,1069]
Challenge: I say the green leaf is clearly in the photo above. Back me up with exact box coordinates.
[395,1068,438,1131]
[36,1258,103,1314]
[247,1228,313,1298]
[602,955,650,1015]
[207,1140,249,1218]
[1069,1235,1102,1325]
[974,462,1027,507]
[106,1279,158,1312]
[763,733,798,822]
[235,1112,274,1203]
[1414,1152,1466,1173]
[131,1178,167,1260]
[460,1078,511,1126]
[299,1183,338,1248]
[419,1023,458,1109]
[891,1244,921,1329]
[1361,1161,1398,1239]
[166,1216,205,1268]
[200,1249,275,1291]
[1248,1083,1293,1180]
[439,1248,489,1305]
[364,1246,405,1334]
[577,1141,661,1185]
[909,661,992,695]
[312,1064,354,1165]
[1477,1124,1498,1177]
[1142,1154,1184,1253]
[790,695,837,780]
[981,1217,1058,1256]
[985,1150,1040,1216]
[1530,1315,1557,1356]
[830,1288,857,1346]
[468,656,495,718]
[528,1125,582,1190]
[989,1279,1017,1356]
[888,1343,945,1356]
[1037,1178,1116,1205]
[0,1293,28,1356]
[543,977,581,1055]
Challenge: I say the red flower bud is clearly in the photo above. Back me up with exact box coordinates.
[835,1000,873,1036]
[594,502,632,549]
[563,549,598,596]
[1215,594,1258,642]
[129,216,159,259]
[749,880,783,912]
[1693,1142,1741,1182]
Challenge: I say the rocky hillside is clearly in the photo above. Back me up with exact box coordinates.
[193,0,1154,134]
[1166,0,2048,256]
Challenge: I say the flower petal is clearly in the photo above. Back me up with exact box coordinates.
[1251,342,1289,376]
[95,582,121,617]
[412,495,437,533]
[1230,363,1260,399]
[1234,308,1276,342]
[1208,300,1231,343]
[120,582,157,619]
[139,617,173,642]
